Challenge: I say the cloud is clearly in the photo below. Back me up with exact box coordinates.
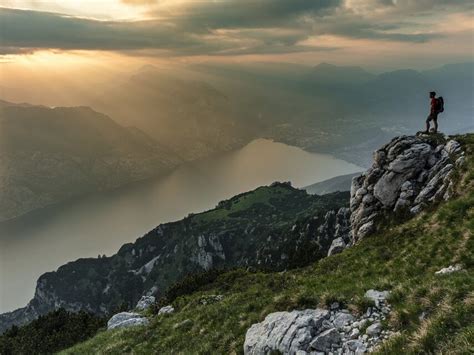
[0,6,338,56]
[121,0,157,4]
[0,8,198,51]
[0,0,472,57]
[165,0,342,30]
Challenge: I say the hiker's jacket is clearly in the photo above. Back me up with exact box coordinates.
[431,97,437,114]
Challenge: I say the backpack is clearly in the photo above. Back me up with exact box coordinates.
[436,97,444,113]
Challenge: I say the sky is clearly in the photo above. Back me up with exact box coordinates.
[0,0,473,70]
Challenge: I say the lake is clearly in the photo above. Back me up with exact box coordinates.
[0,139,361,313]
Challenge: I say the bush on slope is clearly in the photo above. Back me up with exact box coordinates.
[0,309,105,355]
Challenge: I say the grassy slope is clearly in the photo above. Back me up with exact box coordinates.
[64,135,474,355]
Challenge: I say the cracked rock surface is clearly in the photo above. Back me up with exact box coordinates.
[107,312,149,330]
[350,135,463,242]
[244,290,395,354]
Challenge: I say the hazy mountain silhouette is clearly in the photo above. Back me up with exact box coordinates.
[2,61,472,170]
[0,100,180,222]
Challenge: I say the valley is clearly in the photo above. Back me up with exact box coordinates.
[0,139,361,314]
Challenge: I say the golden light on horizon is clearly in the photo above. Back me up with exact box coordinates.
[0,0,472,72]
[0,0,148,20]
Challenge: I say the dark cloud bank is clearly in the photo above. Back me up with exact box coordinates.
[0,0,472,56]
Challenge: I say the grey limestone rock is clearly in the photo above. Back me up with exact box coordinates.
[343,340,367,354]
[444,140,461,154]
[350,135,462,242]
[364,290,390,305]
[107,312,149,330]
[244,289,394,354]
[328,238,347,256]
[332,312,356,329]
[135,295,155,311]
[310,328,341,352]
[243,309,329,354]
[158,305,175,315]
[366,322,382,336]
[435,265,462,275]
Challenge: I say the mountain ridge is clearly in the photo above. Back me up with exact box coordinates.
[0,99,181,222]
[0,183,350,333]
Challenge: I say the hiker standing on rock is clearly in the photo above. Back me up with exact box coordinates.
[425,91,444,133]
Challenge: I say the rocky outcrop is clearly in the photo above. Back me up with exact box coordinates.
[157,305,175,315]
[107,295,155,330]
[135,296,155,311]
[244,309,329,354]
[350,135,464,242]
[244,290,394,354]
[107,312,149,330]
[327,207,351,256]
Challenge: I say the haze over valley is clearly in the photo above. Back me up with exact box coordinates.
[0,138,361,313]
[0,1,473,352]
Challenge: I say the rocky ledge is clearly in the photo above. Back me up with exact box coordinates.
[244,289,394,354]
[350,135,464,242]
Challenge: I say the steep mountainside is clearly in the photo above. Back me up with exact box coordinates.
[0,100,181,222]
[0,183,350,333]
[61,133,473,354]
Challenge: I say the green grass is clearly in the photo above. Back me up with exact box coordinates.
[62,135,474,354]
[63,196,474,354]
[194,185,292,223]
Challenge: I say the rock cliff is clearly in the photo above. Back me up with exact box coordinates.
[350,134,464,242]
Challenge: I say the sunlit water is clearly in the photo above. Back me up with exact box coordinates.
[0,139,362,313]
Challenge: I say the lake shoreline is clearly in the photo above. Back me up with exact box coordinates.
[0,139,362,229]
[0,139,362,313]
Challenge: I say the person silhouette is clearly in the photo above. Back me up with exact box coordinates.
[425,91,443,133]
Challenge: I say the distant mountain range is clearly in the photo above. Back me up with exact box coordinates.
[4,61,470,166]
[188,61,474,165]
[0,100,181,222]
[1,61,472,220]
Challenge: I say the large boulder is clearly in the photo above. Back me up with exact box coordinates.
[350,135,463,242]
[107,312,149,330]
[244,291,395,354]
[244,309,329,354]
